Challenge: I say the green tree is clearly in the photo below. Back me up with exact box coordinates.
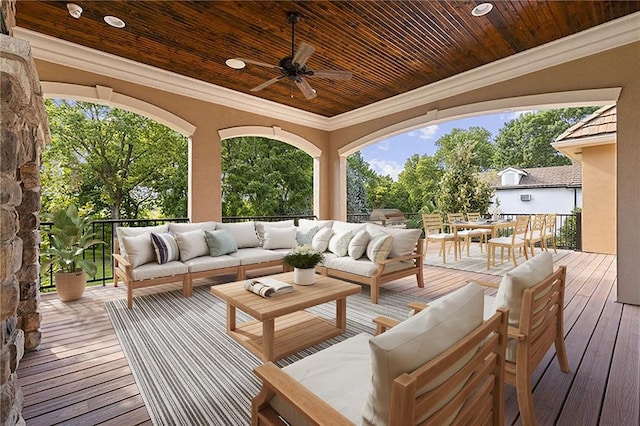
[493,107,599,168]
[434,127,495,170]
[394,154,442,212]
[43,100,188,219]
[347,152,383,212]
[437,140,494,215]
[221,137,313,216]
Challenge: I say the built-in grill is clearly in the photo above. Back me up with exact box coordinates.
[369,209,407,228]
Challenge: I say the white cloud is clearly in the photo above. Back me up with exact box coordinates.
[501,110,536,121]
[368,159,403,181]
[418,125,439,140]
[377,140,390,151]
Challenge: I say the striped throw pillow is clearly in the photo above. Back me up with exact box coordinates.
[150,232,180,264]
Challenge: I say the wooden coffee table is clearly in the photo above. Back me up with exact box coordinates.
[210,272,361,362]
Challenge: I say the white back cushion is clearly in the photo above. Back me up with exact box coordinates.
[298,219,334,230]
[362,283,484,425]
[328,231,353,257]
[255,220,295,245]
[492,251,553,327]
[348,230,371,259]
[117,224,168,257]
[262,226,297,250]
[311,227,334,252]
[218,222,260,248]
[121,233,155,268]
[168,221,217,233]
[332,221,366,235]
[174,229,209,262]
[366,224,422,258]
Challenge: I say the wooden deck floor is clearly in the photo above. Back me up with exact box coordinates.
[18,250,639,425]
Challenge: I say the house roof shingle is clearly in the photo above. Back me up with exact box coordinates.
[555,105,617,142]
[482,164,582,189]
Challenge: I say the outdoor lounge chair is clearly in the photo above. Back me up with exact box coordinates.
[252,283,509,425]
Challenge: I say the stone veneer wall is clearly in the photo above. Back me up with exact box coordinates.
[0,22,49,425]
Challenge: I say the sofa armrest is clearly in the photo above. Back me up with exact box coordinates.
[372,316,401,335]
[508,326,526,341]
[113,253,130,269]
[407,301,428,313]
[252,362,353,426]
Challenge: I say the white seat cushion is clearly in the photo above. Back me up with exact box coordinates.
[488,236,525,245]
[183,255,240,273]
[131,261,188,281]
[270,333,373,425]
[362,283,484,425]
[228,248,283,265]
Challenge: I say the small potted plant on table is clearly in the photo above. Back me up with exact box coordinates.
[283,245,324,285]
[40,205,105,301]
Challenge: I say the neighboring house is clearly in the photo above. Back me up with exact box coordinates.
[484,164,582,215]
[553,105,616,255]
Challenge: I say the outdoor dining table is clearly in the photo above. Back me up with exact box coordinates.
[449,219,517,261]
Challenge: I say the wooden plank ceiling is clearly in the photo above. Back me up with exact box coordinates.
[15,1,640,117]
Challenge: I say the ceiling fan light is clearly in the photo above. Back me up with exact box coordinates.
[104,15,126,28]
[225,58,246,69]
[472,3,493,17]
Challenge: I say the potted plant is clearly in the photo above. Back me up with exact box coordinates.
[283,244,324,285]
[40,205,105,301]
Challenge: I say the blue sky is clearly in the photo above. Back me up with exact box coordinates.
[360,111,531,180]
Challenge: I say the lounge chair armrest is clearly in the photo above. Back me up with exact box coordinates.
[373,316,401,335]
[469,279,500,289]
[407,301,428,313]
[253,362,353,426]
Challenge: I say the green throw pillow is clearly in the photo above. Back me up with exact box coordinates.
[205,229,238,257]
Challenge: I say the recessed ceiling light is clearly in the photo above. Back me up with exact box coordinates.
[104,15,125,28]
[225,58,246,69]
[472,3,493,17]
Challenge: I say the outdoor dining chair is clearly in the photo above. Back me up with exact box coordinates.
[487,215,530,269]
[524,214,546,257]
[542,213,558,253]
[422,213,456,264]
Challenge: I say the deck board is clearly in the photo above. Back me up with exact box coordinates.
[17,249,637,425]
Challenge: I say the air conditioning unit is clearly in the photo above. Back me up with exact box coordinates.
[520,194,532,201]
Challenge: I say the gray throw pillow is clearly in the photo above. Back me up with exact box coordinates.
[205,229,238,257]
[296,226,319,245]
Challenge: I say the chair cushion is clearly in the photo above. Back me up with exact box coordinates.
[204,229,238,257]
[183,255,240,273]
[322,255,412,277]
[311,227,334,252]
[348,230,371,259]
[491,251,554,327]
[366,234,393,263]
[217,221,260,248]
[262,226,297,250]
[167,221,217,233]
[174,229,209,262]
[121,233,155,268]
[117,224,168,257]
[150,232,180,264]
[270,333,373,425]
[328,231,353,257]
[362,283,484,425]
[296,226,318,245]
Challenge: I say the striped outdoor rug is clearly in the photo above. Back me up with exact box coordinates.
[424,243,570,276]
[105,284,428,425]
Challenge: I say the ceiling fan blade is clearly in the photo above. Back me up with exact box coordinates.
[238,58,282,70]
[251,76,284,92]
[295,77,317,100]
[309,69,353,80]
[293,42,315,67]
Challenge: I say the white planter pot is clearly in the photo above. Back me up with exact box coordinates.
[293,268,316,285]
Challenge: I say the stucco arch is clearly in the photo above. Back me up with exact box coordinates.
[338,88,621,156]
[217,125,322,218]
[41,82,196,137]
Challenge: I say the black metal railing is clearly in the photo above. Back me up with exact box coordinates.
[39,212,579,291]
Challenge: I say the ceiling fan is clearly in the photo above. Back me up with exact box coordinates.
[229,11,352,100]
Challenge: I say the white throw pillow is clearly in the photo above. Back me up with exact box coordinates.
[311,227,334,252]
[218,222,260,248]
[332,221,366,235]
[255,220,295,245]
[262,226,297,250]
[296,226,318,245]
[328,231,353,257]
[348,230,371,259]
[117,224,168,257]
[174,229,209,262]
[491,251,554,327]
[362,283,484,425]
[121,233,155,268]
[366,234,393,263]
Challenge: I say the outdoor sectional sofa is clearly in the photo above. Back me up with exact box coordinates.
[113,219,424,308]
